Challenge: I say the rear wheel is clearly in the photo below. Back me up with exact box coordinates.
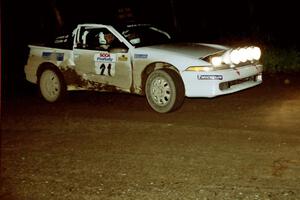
[38,68,66,102]
[145,69,185,113]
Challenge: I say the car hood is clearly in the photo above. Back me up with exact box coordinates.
[137,43,229,59]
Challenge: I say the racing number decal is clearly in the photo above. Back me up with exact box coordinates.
[95,62,115,76]
[94,52,116,77]
[100,63,110,76]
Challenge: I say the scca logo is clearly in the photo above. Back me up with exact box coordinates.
[100,53,110,57]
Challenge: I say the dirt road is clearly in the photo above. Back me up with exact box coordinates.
[1,74,300,199]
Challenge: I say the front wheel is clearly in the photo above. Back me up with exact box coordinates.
[145,69,185,113]
[38,68,66,102]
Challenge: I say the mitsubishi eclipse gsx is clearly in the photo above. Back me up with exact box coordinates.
[25,23,263,113]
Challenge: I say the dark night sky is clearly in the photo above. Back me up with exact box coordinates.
[3,0,300,43]
[1,0,299,96]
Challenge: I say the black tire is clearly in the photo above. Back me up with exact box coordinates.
[145,69,185,113]
[38,67,66,102]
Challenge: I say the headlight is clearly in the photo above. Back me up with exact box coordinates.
[211,56,222,66]
[246,47,253,60]
[238,48,248,62]
[252,46,261,60]
[230,49,240,64]
[229,46,261,65]
[185,66,212,72]
[202,46,261,68]
[222,51,231,65]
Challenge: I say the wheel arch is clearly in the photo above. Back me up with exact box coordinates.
[141,62,182,94]
[37,62,62,80]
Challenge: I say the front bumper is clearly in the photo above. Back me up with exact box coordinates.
[181,64,263,97]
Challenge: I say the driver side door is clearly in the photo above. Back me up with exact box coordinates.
[73,27,132,92]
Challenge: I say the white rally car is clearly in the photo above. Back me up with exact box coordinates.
[25,23,263,113]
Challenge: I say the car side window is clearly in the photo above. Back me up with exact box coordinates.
[76,28,127,53]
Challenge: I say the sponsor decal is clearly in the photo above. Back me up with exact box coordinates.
[42,52,52,59]
[94,52,116,62]
[134,53,148,59]
[94,52,116,76]
[42,52,64,61]
[118,55,128,61]
[56,53,64,61]
[197,75,223,80]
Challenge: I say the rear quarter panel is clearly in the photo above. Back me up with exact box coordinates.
[25,45,73,83]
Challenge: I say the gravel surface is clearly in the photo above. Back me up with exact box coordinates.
[1,74,300,199]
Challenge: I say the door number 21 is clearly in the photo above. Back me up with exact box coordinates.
[95,62,115,76]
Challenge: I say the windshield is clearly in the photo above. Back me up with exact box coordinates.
[117,25,172,47]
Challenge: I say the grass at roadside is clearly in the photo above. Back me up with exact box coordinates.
[261,46,300,73]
